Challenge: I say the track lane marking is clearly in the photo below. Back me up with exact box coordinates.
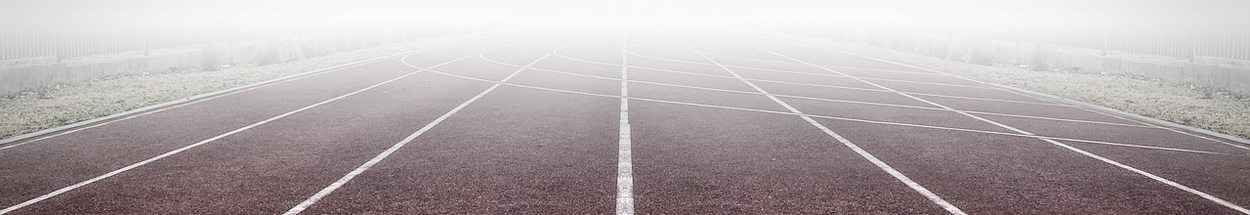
[417,65,1222,155]
[484,39,1215,155]
[624,62,1078,109]
[630,51,1000,91]
[713,35,1170,126]
[0,31,540,214]
[566,37,1011,96]
[742,31,1250,151]
[0,37,505,152]
[527,42,1164,130]
[696,46,1004,80]
[616,26,635,215]
[566,43,1000,98]
[0,50,494,214]
[669,35,969,215]
[283,34,583,215]
[624,44,1005,91]
[616,46,1168,129]
[732,32,1250,214]
[617,53,1075,108]
[556,42,1143,128]
[725,39,1063,135]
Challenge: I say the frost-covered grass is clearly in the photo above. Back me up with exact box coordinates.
[0,39,438,140]
[788,36,1250,140]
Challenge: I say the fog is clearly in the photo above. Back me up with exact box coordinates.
[2,0,1248,61]
[5,0,1249,28]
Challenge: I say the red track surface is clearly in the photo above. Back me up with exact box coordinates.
[2,24,1249,214]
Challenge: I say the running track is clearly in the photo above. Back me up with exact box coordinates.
[2,23,1250,214]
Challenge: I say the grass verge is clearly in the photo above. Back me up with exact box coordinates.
[0,39,448,140]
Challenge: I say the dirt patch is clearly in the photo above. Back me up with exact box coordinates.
[784,36,1250,140]
[0,39,446,140]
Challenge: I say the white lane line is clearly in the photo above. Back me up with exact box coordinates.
[734,33,1250,214]
[420,66,1222,155]
[719,64,988,88]
[0,52,482,214]
[560,55,1083,112]
[0,39,497,152]
[670,35,969,215]
[566,41,1105,120]
[625,59,1064,108]
[1041,138,1250,214]
[699,47,972,77]
[958,111,1153,128]
[283,35,581,215]
[633,62,1073,109]
[739,32,1172,127]
[904,92,1075,108]
[628,47,1004,91]
[510,42,1183,135]
[540,43,1156,130]
[613,51,1149,128]
[458,40,1223,154]
[616,27,635,215]
[728,40,1036,134]
[624,50,714,66]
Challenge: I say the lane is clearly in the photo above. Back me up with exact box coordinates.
[982,114,1249,152]
[15,71,495,215]
[717,29,1250,213]
[732,31,1250,155]
[919,95,1141,124]
[816,119,1236,214]
[621,48,1148,129]
[0,34,497,149]
[676,34,969,214]
[616,30,953,214]
[630,101,949,214]
[1066,141,1250,208]
[0,22,1247,214]
[0,31,531,214]
[445,25,1245,215]
[550,40,1188,151]
[295,86,618,214]
[291,32,623,214]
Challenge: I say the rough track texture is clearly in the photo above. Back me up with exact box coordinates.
[0,24,1247,214]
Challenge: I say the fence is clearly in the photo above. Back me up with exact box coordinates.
[0,25,263,62]
[0,28,56,62]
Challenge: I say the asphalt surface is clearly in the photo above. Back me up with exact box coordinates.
[2,23,1249,214]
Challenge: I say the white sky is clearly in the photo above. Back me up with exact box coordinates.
[2,0,1247,29]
